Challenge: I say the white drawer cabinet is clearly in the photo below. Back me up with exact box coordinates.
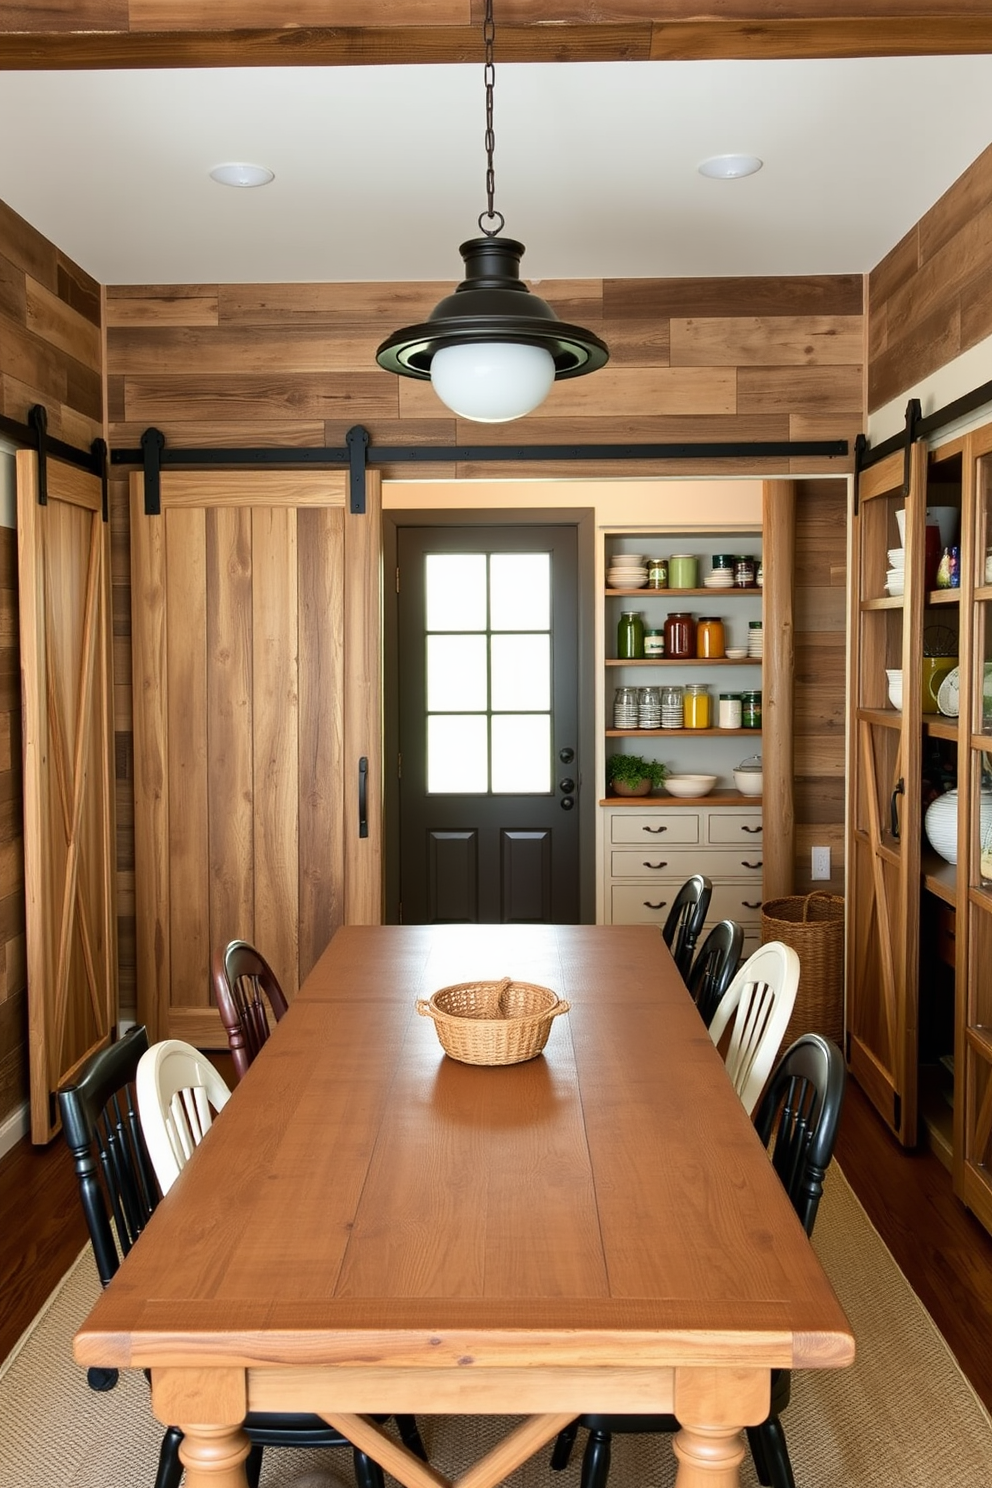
[604,803,764,950]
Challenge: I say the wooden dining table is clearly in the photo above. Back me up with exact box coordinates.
[75,924,854,1488]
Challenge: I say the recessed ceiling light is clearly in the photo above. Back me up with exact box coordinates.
[209,163,274,188]
[698,155,763,180]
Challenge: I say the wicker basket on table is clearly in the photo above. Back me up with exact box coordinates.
[416,976,570,1066]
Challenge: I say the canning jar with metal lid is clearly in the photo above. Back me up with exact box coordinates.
[683,683,710,729]
[741,690,762,729]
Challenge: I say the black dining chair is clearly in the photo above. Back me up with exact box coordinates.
[661,874,712,979]
[685,918,744,1027]
[59,1026,427,1488]
[550,1033,846,1488]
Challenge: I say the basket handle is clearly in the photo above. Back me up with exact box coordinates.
[550,1000,571,1018]
[415,999,433,1018]
[802,890,834,922]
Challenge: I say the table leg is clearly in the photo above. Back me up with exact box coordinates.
[671,1365,769,1488]
[177,1424,253,1487]
[672,1424,746,1487]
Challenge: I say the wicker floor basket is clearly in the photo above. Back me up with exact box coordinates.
[760,891,845,1047]
[416,976,570,1066]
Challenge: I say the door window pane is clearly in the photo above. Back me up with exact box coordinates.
[491,715,551,793]
[428,715,489,793]
[490,553,550,631]
[427,635,488,711]
[426,554,487,631]
[491,634,550,711]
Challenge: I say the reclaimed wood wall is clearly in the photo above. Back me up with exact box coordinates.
[0,199,103,1129]
[105,272,861,1008]
[0,3,986,66]
[793,477,847,895]
[869,142,992,415]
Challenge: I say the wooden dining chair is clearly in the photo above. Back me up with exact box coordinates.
[135,1038,429,1480]
[706,940,801,1116]
[136,1038,232,1195]
[550,1032,846,1488]
[661,874,712,978]
[685,918,744,1027]
[212,939,289,1082]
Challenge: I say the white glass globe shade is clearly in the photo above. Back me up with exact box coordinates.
[430,341,556,423]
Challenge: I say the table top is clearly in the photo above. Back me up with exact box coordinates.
[75,924,853,1377]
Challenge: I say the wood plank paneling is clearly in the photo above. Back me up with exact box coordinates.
[1,11,990,67]
[868,142,992,413]
[0,202,102,1131]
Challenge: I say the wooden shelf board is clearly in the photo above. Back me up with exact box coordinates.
[606,728,761,737]
[971,732,992,751]
[857,707,902,729]
[918,1064,954,1172]
[605,587,761,598]
[861,596,904,611]
[922,850,957,905]
[599,792,762,807]
[605,657,760,666]
[927,590,961,606]
[924,716,959,740]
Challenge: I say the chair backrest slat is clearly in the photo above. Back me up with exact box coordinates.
[137,1039,232,1195]
[707,941,801,1116]
[753,1034,846,1237]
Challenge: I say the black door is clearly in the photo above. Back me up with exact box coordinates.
[397,524,580,924]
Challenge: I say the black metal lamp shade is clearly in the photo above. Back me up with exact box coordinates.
[375,237,609,381]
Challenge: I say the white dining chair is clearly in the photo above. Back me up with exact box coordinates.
[706,941,800,1116]
[136,1038,232,1194]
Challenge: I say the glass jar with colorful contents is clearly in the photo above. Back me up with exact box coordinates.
[683,683,711,729]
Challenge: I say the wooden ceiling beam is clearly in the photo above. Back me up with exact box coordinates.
[0,18,990,69]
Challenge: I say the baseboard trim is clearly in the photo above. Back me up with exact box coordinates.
[0,1102,29,1161]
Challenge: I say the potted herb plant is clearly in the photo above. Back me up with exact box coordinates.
[607,753,668,798]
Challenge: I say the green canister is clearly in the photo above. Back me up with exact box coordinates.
[741,690,762,729]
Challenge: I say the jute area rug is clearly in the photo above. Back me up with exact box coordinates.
[2,1164,991,1488]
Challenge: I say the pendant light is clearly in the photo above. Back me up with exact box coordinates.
[376,0,608,423]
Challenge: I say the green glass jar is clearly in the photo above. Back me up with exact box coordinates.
[741,690,762,729]
[617,611,644,659]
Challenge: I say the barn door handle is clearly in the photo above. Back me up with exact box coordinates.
[358,756,369,839]
[890,777,904,840]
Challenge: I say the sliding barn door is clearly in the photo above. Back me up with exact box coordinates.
[16,453,118,1143]
[131,469,382,1046]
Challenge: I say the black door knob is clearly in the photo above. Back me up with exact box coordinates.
[560,796,575,810]
[558,747,575,764]
[559,777,575,793]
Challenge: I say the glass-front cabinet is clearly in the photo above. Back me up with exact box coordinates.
[848,413,992,1236]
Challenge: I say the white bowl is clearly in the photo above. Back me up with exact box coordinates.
[733,768,763,796]
[885,571,905,595]
[663,774,717,798]
[887,548,905,569]
[888,682,903,710]
[725,647,747,659]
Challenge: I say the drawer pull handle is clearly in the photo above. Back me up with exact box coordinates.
[741,860,763,870]
[643,861,669,870]
[642,825,668,834]
[743,900,762,910]
[741,825,762,834]
[643,900,668,910]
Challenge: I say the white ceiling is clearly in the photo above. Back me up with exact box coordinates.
[1,55,991,286]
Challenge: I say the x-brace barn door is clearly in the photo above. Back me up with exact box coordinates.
[16,452,117,1143]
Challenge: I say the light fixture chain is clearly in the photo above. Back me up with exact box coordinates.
[480,0,504,237]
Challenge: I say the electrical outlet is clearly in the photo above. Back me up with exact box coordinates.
[811,846,831,881]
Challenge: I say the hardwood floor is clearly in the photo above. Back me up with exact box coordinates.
[3,1071,992,1413]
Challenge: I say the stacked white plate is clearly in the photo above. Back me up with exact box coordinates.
[608,554,647,589]
[747,624,764,659]
[886,546,905,596]
[703,568,734,589]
